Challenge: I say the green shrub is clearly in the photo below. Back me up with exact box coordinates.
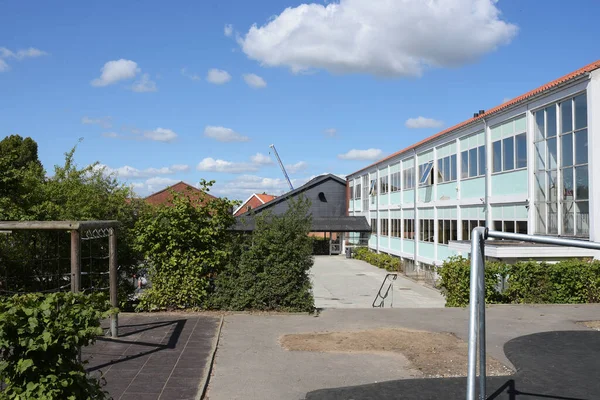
[211,197,315,312]
[437,257,600,307]
[133,181,236,311]
[311,236,330,255]
[353,247,402,272]
[0,292,112,400]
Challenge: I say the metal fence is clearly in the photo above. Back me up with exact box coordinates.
[466,227,600,400]
[0,221,120,338]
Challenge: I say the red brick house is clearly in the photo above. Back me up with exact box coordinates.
[145,181,217,207]
[233,193,277,216]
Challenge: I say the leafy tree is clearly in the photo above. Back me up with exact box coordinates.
[134,181,236,310]
[211,197,315,312]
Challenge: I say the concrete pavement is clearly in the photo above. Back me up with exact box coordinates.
[310,255,445,309]
[205,305,600,400]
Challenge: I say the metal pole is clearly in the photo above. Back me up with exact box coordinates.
[109,228,118,338]
[477,230,487,399]
[466,228,483,400]
[487,230,600,250]
[70,230,81,293]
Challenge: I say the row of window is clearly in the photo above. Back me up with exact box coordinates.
[492,133,527,173]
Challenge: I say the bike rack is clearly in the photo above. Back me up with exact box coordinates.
[466,227,600,400]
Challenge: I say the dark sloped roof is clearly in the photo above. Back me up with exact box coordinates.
[232,216,370,232]
[236,174,346,217]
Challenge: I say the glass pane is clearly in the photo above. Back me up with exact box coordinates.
[575,166,589,200]
[515,133,527,169]
[535,173,546,202]
[574,94,587,130]
[535,111,545,141]
[547,137,557,170]
[503,137,514,171]
[560,99,573,133]
[575,202,589,236]
[575,129,588,165]
[493,220,502,231]
[503,221,515,233]
[438,220,444,243]
[548,170,558,203]
[478,146,486,176]
[535,203,546,234]
[444,156,450,182]
[561,133,573,167]
[546,105,557,137]
[450,154,457,181]
[438,159,444,183]
[562,202,574,236]
[462,221,469,240]
[516,221,528,235]
[535,142,545,171]
[548,203,558,234]
[562,167,573,200]
[493,141,502,172]
[469,148,477,178]
[461,151,469,179]
[450,220,457,241]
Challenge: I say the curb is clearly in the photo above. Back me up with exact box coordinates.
[196,314,224,400]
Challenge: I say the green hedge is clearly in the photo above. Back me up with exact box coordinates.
[437,256,600,307]
[0,292,113,399]
[353,247,403,272]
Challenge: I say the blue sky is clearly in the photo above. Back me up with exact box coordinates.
[1,0,599,201]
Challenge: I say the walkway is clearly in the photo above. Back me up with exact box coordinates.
[84,313,220,400]
[310,255,445,308]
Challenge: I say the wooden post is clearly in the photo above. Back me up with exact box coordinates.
[70,230,81,292]
[109,228,118,338]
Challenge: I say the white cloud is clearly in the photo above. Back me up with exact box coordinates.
[243,73,267,88]
[197,158,258,174]
[405,116,444,129]
[239,0,517,77]
[102,132,118,138]
[144,127,178,142]
[171,164,190,172]
[91,59,140,87]
[286,161,308,174]
[204,126,250,142]
[181,68,201,81]
[0,47,48,72]
[206,68,232,84]
[224,24,234,37]
[324,128,337,137]
[131,73,157,92]
[250,152,273,165]
[211,174,308,199]
[99,163,190,179]
[338,148,383,160]
[82,116,112,129]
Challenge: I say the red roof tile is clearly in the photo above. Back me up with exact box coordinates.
[255,193,277,203]
[349,59,600,177]
[145,181,217,207]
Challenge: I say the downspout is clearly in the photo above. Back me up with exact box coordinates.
[413,148,418,268]
[483,117,491,228]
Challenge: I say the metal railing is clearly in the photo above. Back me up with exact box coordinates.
[372,273,397,308]
[466,227,600,400]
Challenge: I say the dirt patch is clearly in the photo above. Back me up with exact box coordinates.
[580,321,600,331]
[280,328,512,378]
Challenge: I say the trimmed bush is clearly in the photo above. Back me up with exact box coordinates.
[0,292,112,400]
[353,247,403,272]
[437,256,600,307]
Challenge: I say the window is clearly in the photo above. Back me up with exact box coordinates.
[403,219,414,239]
[437,154,457,184]
[391,218,401,237]
[354,183,361,200]
[516,133,527,169]
[371,218,377,235]
[462,220,485,241]
[535,94,588,236]
[493,220,528,235]
[437,220,458,245]
[391,171,401,192]
[418,161,434,186]
[403,167,415,189]
[492,117,527,174]
[362,176,369,211]
[349,182,354,200]
[380,175,389,194]
[419,219,435,242]
[369,178,377,205]
[246,205,252,212]
[461,145,486,179]
[380,218,389,236]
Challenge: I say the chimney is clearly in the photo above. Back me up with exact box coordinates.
[473,113,479,118]
[479,110,485,116]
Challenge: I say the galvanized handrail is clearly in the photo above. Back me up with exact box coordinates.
[466,228,600,400]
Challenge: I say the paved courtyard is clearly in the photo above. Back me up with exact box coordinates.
[310,255,445,308]
[84,313,221,400]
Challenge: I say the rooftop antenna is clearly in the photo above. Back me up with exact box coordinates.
[269,144,293,191]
